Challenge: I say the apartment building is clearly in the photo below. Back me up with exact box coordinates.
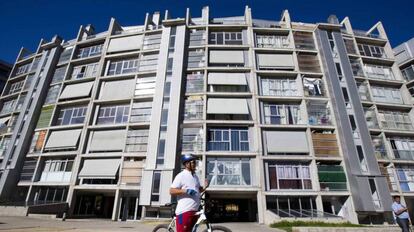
[0,6,411,224]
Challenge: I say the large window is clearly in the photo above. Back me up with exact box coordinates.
[363,64,395,80]
[71,63,99,80]
[15,63,30,76]
[307,101,331,126]
[370,86,403,104]
[255,34,290,48]
[130,102,152,123]
[266,196,316,218]
[395,165,414,192]
[55,105,87,126]
[207,128,249,151]
[135,76,155,96]
[389,138,414,160]
[402,65,414,82]
[209,31,243,45]
[186,72,204,93]
[378,110,413,131]
[293,31,315,50]
[107,58,139,76]
[303,77,324,97]
[187,49,205,69]
[39,159,73,182]
[181,127,203,153]
[51,66,67,84]
[297,54,321,73]
[267,162,312,190]
[0,98,17,115]
[317,164,347,191]
[138,53,158,72]
[357,43,386,58]
[261,78,298,96]
[263,103,302,125]
[125,129,149,152]
[184,96,203,120]
[189,29,206,46]
[44,84,61,105]
[76,44,103,59]
[58,46,73,64]
[8,80,24,94]
[96,105,129,125]
[207,158,251,186]
[143,33,162,50]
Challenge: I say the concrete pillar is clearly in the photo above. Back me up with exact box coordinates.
[112,189,120,221]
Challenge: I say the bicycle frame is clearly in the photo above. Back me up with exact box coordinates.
[165,207,212,232]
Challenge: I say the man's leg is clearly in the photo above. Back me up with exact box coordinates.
[397,218,410,232]
[176,211,197,232]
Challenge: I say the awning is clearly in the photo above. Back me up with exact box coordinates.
[208,73,247,85]
[209,50,244,64]
[107,35,143,53]
[44,129,82,150]
[89,130,127,152]
[257,53,295,69]
[78,159,121,179]
[207,98,249,114]
[59,81,94,100]
[99,79,135,101]
[265,131,309,153]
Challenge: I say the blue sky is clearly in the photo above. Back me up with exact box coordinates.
[0,0,413,64]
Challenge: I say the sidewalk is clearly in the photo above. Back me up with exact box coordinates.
[0,216,280,232]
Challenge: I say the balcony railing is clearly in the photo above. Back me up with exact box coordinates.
[393,150,414,160]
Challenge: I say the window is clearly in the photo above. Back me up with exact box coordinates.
[16,94,27,111]
[0,98,17,115]
[76,44,103,59]
[357,43,386,58]
[401,65,414,82]
[363,64,394,80]
[0,137,11,157]
[151,171,161,202]
[207,128,249,151]
[318,164,347,191]
[55,105,87,126]
[187,49,205,68]
[8,80,24,94]
[125,129,149,152]
[267,162,312,190]
[349,58,364,76]
[378,110,413,131]
[23,74,35,91]
[370,86,403,104]
[143,33,162,50]
[107,58,139,76]
[36,106,54,128]
[395,165,414,192]
[96,105,129,125]
[33,186,68,203]
[303,77,324,97]
[58,46,73,63]
[184,96,203,120]
[207,158,251,186]
[189,29,206,46]
[138,53,158,72]
[30,57,41,72]
[297,54,321,73]
[293,31,315,50]
[15,63,31,76]
[209,31,243,45]
[44,84,61,105]
[19,159,37,181]
[255,34,290,48]
[71,62,99,79]
[135,76,156,96]
[39,159,73,182]
[181,127,203,152]
[266,196,316,218]
[28,130,46,153]
[261,78,298,96]
[256,53,295,70]
[368,178,381,208]
[186,72,204,93]
[263,103,302,125]
[130,102,152,123]
[51,66,67,84]
[389,138,414,160]
[307,101,331,125]
[343,38,357,55]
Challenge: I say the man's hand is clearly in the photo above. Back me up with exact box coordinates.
[186,189,197,196]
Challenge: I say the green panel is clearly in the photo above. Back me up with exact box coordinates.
[318,171,347,182]
[317,165,344,172]
[320,182,347,191]
[36,105,54,128]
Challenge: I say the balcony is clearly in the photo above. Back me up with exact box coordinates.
[307,101,331,126]
[318,165,347,191]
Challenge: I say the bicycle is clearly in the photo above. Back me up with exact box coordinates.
[152,191,232,232]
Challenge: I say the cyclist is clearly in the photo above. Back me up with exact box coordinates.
[170,154,208,232]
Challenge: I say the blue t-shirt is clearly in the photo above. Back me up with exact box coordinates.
[392,202,410,219]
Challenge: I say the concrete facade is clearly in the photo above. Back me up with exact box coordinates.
[0,6,412,225]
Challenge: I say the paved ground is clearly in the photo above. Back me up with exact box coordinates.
[0,216,280,232]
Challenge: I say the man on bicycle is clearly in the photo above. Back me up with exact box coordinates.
[170,154,208,232]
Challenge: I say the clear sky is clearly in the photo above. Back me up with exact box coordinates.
[0,0,413,64]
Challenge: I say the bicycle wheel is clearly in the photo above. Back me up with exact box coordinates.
[201,225,232,232]
[152,223,174,232]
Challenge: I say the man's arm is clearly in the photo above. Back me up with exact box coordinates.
[170,188,186,196]
[199,179,210,193]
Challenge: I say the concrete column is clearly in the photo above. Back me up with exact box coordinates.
[112,189,120,221]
